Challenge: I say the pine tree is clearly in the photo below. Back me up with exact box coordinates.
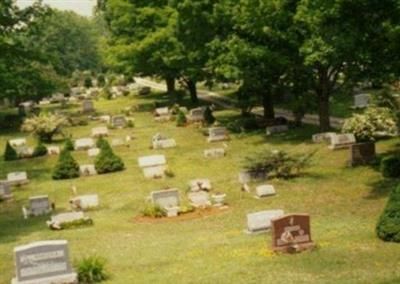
[4,141,18,161]
[33,142,48,157]
[64,138,74,151]
[95,139,124,174]
[176,111,187,127]
[52,149,80,180]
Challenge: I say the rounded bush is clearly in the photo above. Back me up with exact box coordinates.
[376,184,400,242]
[381,156,400,178]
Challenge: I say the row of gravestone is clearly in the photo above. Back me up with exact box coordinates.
[10,212,315,283]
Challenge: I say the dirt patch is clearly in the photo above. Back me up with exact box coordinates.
[133,206,231,224]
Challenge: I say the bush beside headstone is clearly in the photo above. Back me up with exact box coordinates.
[381,156,400,178]
[52,149,80,180]
[376,184,400,242]
[94,139,124,174]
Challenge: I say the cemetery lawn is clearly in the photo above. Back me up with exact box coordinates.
[1,93,400,284]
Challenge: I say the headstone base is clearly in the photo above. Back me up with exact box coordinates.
[272,242,316,254]
[12,272,78,284]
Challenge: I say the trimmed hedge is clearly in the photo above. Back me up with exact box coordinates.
[52,149,80,180]
[376,184,400,242]
[381,156,400,178]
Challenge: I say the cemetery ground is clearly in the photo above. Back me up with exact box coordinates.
[1,93,400,284]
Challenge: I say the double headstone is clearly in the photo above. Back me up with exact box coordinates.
[204,148,226,158]
[74,138,94,151]
[70,194,99,210]
[329,133,356,150]
[91,127,108,138]
[151,189,180,209]
[12,240,77,284]
[152,133,177,149]
[7,172,29,186]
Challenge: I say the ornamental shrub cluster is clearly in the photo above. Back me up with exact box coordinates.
[381,156,400,178]
[342,107,397,142]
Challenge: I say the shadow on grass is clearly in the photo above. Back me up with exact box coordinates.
[364,178,398,200]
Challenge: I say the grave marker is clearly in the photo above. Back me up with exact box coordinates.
[246,210,284,234]
[151,189,180,208]
[208,127,229,142]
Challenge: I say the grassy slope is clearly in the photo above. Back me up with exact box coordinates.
[0,93,400,284]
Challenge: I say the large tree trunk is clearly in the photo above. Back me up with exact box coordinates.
[187,80,198,104]
[316,66,332,131]
[262,90,275,120]
[166,77,175,94]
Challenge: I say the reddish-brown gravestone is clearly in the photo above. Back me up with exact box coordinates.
[271,214,315,253]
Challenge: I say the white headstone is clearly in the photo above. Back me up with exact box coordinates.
[12,240,77,284]
[266,125,288,135]
[204,148,226,158]
[329,133,356,150]
[208,127,229,142]
[312,132,336,143]
[152,134,176,149]
[9,138,27,148]
[151,189,180,208]
[188,191,210,208]
[70,194,99,210]
[246,210,284,234]
[74,138,94,150]
[7,172,29,186]
[138,155,167,179]
[79,165,97,176]
[91,127,108,138]
[255,185,276,198]
[47,146,60,155]
[50,212,86,225]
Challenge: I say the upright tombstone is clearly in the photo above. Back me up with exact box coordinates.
[266,125,289,136]
[74,138,94,151]
[70,194,99,210]
[329,133,356,150]
[188,191,210,208]
[12,240,77,284]
[353,93,370,108]
[111,115,127,128]
[91,127,108,138]
[312,132,336,143]
[9,138,27,148]
[99,115,111,124]
[207,127,229,142]
[204,148,226,158]
[246,210,284,234]
[255,185,276,198]
[154,107,170,122]
[7,172,29,186]
[0,181,13,201]
[187,107,205,123]
[349,142,376,167]
[79,165,97,177]
[151,188,180,209]
[138,155,167,179]
[82,99,94,113]
[271,214,315,253]
[152,133,177,149]
[28,195,52,217]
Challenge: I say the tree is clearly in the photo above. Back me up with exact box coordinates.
[100,0,182,94]
[32,141,48,157]
[64,138,74,151]
[3,141,18,161]
[377,184,400,242]
[176,110,187,127]
[52,149,79,180]
[94,139,124,174]
[294,0,400,130]
[21,113,67,142]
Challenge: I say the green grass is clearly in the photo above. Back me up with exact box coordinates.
[0,93,400,283]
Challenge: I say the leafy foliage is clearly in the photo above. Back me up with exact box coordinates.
[94,139,124,174]
[381,156,400,178]
[21,113,67,142]
[3,141,18,161]
[342,107,398,142]
[142,204,166,218]
[377,184,400,242]
[77,255,108,284]
[52,149,79,180]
